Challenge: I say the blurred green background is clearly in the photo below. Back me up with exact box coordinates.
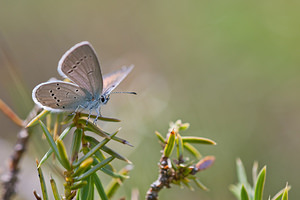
[1,1,300,199]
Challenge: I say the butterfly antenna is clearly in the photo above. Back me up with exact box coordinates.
[111,91,137,95]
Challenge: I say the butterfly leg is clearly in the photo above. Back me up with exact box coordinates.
[86,108,93,125]
[69,105,84,116]
[93,108,102,124]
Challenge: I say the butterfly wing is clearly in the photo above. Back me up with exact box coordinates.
[32,81,90,111]
[102,65,134,95]
[58,41,103,97]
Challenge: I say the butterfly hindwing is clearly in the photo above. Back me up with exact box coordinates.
[32,81,89,111]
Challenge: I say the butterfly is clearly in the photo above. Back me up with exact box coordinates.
[32,41,135,123]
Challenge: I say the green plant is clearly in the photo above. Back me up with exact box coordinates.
[1,97,292,200]
[27,110,132,200]
[146,120,216,200]
[230,158,290,200]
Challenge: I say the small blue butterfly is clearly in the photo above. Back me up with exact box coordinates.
[32,41,134,122]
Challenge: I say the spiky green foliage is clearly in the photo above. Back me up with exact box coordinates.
[230,159,291,200]
[29,111,132,200]
[146,120,216,200]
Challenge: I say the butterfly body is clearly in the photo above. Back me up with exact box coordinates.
[32,41,134,121]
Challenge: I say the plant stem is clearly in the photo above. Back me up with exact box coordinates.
[146,156,173,200]
[1,105,41,200]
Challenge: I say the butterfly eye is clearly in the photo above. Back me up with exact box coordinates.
[100,96,106,103]
[100,95,110,104]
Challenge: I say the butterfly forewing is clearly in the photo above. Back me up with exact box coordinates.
[102,65,134,95]
[58,42,103,97]
[32,81,89,111]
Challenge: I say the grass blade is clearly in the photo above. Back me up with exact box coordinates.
[254,166,266,200]
[50,177,60,200]
[241,185,250,200]
[85,135,131,163]
[272,184,291,200]
[155,131,165,143]
[93,174,109,200]
[0,98,24,127]
[106,165,133,198]
[38,119,60,161]
[236,158,248,185]
[39,125,72,167]
[57,139,71,170]
[26,110,49,127]
[73,157,115,181]
[71,128,82,162]
[163,130,175,157]
[36,160,48,200]
[72,130,118,167]
[183,142,202,159]
[176,133,184,160]
[182,136,216,145]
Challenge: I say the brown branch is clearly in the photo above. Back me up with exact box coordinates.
[146,155,215,200]
[146,156,174,200]
[1,105,41,200]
